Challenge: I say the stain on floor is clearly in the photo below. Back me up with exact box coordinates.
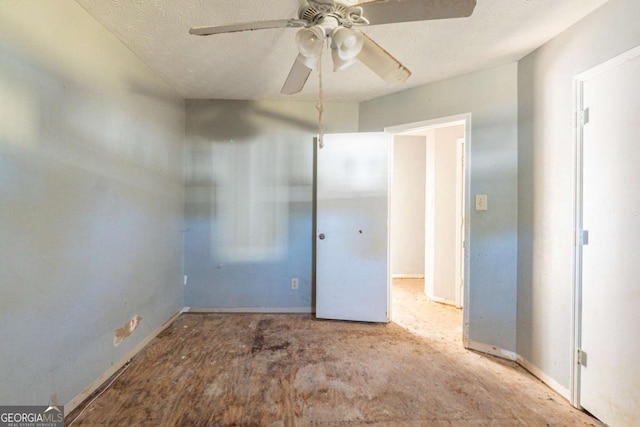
[67,280,601,426]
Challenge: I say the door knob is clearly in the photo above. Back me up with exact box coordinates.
[319,233,325,240]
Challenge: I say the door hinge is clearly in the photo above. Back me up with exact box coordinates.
[579,229,589,246]
[577,349,588,366]
[579,108,590,125]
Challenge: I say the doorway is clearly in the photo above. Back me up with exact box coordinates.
[386,115,470,334]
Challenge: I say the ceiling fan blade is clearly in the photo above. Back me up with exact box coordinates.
[281,55,313,95]
[189,19,307,36]
[357,0,477,26]
[357,32,411,84]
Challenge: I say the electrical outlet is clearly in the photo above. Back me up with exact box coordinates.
[291,277,299,290]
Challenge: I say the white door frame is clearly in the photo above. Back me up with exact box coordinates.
[455,137,466,309]
[571,44,640,408]
[386,113,472,341]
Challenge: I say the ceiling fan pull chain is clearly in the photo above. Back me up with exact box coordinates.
[317,42,325,149]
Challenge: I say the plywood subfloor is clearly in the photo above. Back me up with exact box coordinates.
[67,279,601,426]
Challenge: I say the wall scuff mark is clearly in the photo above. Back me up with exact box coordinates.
[113,315,142,347]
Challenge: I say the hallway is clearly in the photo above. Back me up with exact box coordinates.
[391,278,601,426]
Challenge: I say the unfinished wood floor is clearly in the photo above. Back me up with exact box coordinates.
[67,279,601,426]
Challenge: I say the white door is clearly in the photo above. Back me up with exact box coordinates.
[315,132,390,323]
[579,49,640,426]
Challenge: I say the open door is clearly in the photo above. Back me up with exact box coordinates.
[577,47,640,425]
[315,132,390,323]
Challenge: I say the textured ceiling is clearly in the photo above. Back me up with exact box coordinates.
[76,0,610,102]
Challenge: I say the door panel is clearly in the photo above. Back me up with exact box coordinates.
[580,52,640,426]
[315,132,390,322]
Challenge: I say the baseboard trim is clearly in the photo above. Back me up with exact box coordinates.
[466,340,571,403]
[64,309,183,416]
[424,292,457,307]
[185,306,313,314]
[516,355,571,402]
[392,274,425,279]
[466,339,517,361]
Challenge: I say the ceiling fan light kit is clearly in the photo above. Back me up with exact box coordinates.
[330,27,364,71]
[295,25,326,70]
[189,0,477,94]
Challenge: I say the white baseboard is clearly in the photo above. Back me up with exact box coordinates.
[466,340,571,403]
[466,339,517,361]
[64,309,183,416]
[392,274,425,279]
[516,355,571,402]
[185,306,313,314]
[425,292,457,307]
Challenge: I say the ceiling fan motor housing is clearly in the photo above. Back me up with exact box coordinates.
[299,0,369,29]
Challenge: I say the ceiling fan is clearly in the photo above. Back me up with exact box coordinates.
[189,0,477,95]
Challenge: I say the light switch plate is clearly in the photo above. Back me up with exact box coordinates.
[475,194,488,211]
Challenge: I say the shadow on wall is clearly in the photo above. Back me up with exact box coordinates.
[183,99,359,308]
[515,58,536,363]
[0,42,182,183]
[185,101,318,264]
[187,101,318,143]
